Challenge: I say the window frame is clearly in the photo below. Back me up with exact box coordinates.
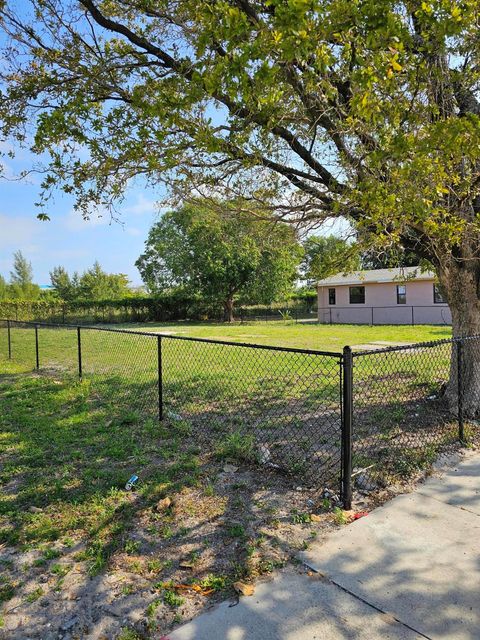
[433,284,446,304]
[396,284,407,305]
[349,285,365,304]
[328,288,336,305]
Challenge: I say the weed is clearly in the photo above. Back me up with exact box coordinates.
[163,588,184,608]
[0,582,15,604]
[226,524,246,538]
[199,574,227,592]
[291,510,311,524]
[124,540,141,555]
[215,432,256,464]
[333,507,349,525]
[50,563,70,578]
[204,483,215,497]
[117,628,142,640]
[146,559,163,574]
[25,587,44,603]
[189,550,201,564]
[121,584,137,596]
[160,526,175,540]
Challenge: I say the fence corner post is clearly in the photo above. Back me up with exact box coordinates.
[457,340,465,442]
[7,319,11,360]
[77,326,82,379]
[35,324,39,370]
[341,346,354,510]
[157,335,163,421]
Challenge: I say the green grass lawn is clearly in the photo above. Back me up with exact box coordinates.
[0,320,463,637]
[120,320,453,351]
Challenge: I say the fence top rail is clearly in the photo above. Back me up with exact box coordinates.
[317,304,449,310]
[351,334,480,357]
[1,319,343,358]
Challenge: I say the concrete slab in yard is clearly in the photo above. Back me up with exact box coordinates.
[169,570,422,640]
[302,460,480,640]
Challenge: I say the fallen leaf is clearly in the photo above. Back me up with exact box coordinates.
[233,581,255,596]
[223,464,238,473]
[155,497,172,511]
[310,513,322,522]
[179,561,194,569]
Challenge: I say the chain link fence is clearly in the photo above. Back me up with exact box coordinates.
[1,320,477,507]
[0,320,343,497]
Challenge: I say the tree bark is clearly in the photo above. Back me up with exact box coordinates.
[224,297,235,323]
[439,262,480,417]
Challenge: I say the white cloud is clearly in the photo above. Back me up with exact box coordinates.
[63,207,111,231]
[0,212,42,251]
[126,227,142,237]
[123,193,158,216]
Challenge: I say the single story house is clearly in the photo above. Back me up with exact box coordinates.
[317,267,451,325]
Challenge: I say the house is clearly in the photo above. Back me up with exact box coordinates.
[317,267,451,325]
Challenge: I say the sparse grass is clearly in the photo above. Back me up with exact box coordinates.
[0,321,462,638]
[0,581,15,604]
[25,587,44,603]
[162,588,185,608]
[215,432,256,464]
[291,510,311,524]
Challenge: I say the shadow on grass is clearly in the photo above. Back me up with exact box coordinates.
[0,370,335,638]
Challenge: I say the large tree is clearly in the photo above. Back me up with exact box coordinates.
[302,236,360,283]
[136,202,302,321]
[1,1,480,409]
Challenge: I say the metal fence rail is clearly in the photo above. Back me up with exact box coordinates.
[1,319,477,508]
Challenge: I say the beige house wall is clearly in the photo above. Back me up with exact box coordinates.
[317,280,451,325]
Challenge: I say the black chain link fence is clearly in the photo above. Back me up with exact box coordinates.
[0,320,343,497]
[1,320,477,507]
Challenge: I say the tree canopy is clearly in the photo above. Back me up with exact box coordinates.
[302,236,360,282]
[3,1,480,405]
[7,251,40,300]
[50,262,131,300]
[136,202,303,320]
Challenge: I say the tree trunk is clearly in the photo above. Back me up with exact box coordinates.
[440,263,480,417]
[224,297,235,323]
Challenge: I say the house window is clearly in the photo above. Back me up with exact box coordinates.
[328,288,336,305]
[349,286,365,304]
[434,284,446,304]
[396,284,406,304]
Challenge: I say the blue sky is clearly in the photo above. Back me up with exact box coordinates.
[0,156,161,287]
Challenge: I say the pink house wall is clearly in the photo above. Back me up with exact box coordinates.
[317,280,451,325]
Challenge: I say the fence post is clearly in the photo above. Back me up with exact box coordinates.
[77,326,82,379]
[341,346,354,510]
[7,320,11,359]
[457,340,464,442]
[35,324,39,370]
[157,335,163,421]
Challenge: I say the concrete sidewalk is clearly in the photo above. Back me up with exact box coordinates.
[169,452,480,640]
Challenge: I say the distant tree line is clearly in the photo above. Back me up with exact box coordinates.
[2,201,423,321]
[49,262,131,301]
[0,251,41,301]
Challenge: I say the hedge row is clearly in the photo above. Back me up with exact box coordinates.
[0,291,318,324]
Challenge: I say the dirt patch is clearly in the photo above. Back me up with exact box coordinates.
[0,460,344,640]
